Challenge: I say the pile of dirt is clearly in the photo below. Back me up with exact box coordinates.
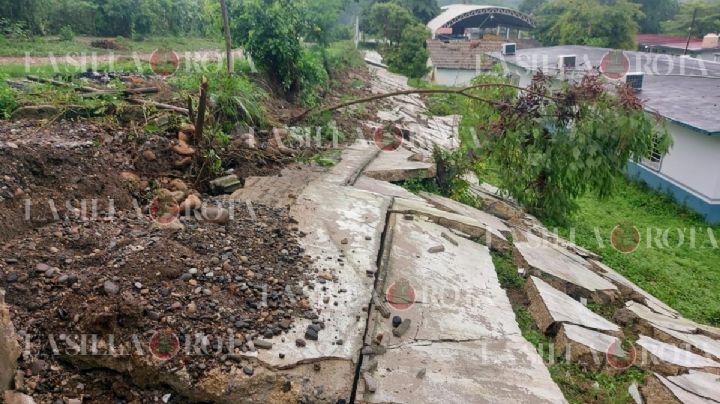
[0,119,317,402]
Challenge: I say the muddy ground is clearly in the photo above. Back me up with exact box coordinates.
[0,65,376,403]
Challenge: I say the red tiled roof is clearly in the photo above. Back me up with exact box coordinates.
[636,34,719,50]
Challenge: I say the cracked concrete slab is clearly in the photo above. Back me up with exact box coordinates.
[667,371,720,402]
[649,373,713,404]
[363,147,436,182]
[526,276,620,334]
[391,197,509,253]
[322,139,379,186]
[252,181,391,373]
[353,175,424,201]
[361,215,565,403]
[228,167,324,208]
[372,216,521,342]
[555,324,620,372]
[419,191,512,236]
[363,339,567,404]
[636,336,720,374]
[590,260,679,319]
[515,232,618,302]
[626,301,700,334]
[653,325,720,361]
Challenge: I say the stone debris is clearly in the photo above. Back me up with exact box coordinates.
[636,336,720,374]
[208,174,242,194]
[363,372,378,393]
[392,319,412,338]
[427,244,445,254]
[526,276,620,334]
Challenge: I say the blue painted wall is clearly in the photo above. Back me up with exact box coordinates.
[627,162,720,225]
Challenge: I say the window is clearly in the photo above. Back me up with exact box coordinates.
[644,134,664,170]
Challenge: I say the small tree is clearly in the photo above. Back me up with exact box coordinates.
[385,24,430,79]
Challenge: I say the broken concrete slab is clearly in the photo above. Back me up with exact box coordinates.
[625,301,700,335]
[629,383,644,404]
[353,175,424,201]
[363,147,436,182]
[391,197,509,253]
[419,191,512,236]
[0,289,20,393]
[370,216,522,342]
[652,325,720,361]
[229,167,324,208]
[468,183,524,220]
[590,260,679,319]
[555,324,621,372]
[360,217,566,403]
[636,336,720,375]
[642,373,712,404]
[526,276,620,335]
[667,371,720,402]
[323,139,379,186]
[252,181,391,376]
[362,339,567,404]
[515,232,618,303]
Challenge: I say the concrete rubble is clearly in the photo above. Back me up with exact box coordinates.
[363,147,436,182]
[526,276,620,334]
[515,231,619,303]
[636,336,720,375]
[5,58,720,404]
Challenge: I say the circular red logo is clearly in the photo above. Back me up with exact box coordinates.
[373,125,403,152]
[600,50,630,80]
[611,223,640,254]
[150,49,180,77]
[386,278,415,311]
[149,329,180,361]
[148,197,180,224]
[606,339,637,370]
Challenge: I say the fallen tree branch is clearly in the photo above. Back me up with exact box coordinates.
[26,75,98,93]
[291,82,557,123]
[126,98,189,114]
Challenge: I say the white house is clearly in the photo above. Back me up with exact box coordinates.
[485,45,720,224]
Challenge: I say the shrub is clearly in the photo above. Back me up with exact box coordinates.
[0,80,18,119]
[59,26,75,42]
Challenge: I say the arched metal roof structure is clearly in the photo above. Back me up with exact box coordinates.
[427,5,535,37]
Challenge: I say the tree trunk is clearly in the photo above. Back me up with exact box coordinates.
[220,0,234,74]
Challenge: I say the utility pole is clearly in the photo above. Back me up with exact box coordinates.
[683,8,698,56]
[220,0,234,74]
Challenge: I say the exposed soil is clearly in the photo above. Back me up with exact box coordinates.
[0,119,314,402]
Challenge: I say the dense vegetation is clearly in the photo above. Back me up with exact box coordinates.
[523,0,719,48]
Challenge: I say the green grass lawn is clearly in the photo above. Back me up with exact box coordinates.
[547,179,720,327]
[0,36,222,57]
